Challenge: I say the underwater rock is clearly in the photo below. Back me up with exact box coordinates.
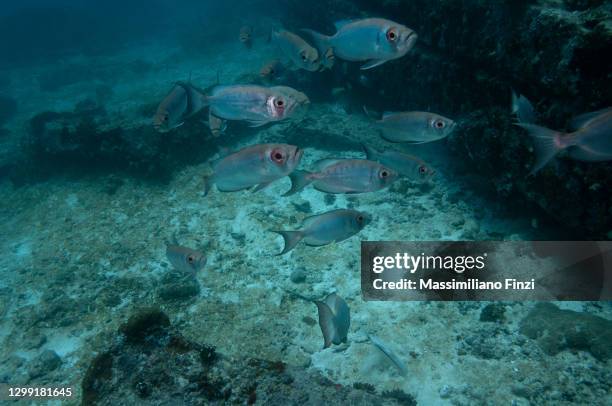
[27,350,61,380]
[519,303,612,361]
[479,303,507,323]
[82,309,401,405]
[290,268,307,283]
[459,325,512,360]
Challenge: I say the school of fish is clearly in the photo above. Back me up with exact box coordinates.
[154,17,611,352]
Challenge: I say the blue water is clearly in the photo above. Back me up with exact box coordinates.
[0,1,610,405]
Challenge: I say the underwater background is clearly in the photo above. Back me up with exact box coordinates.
[0,0,611,404]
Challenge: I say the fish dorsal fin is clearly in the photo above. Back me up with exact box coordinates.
[382,111,398,120]
[314,158,343,171]
[334,19,354,30]
[569,107,612,131]
[315,300,337,348]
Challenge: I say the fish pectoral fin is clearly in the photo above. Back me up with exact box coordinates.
[360,59,388,70]
[251,182,272,193]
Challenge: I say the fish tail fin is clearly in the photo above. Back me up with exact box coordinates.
[301,28,332,53]
[283,170,313,196]
[315,301,336,348]
[515,123,564,175]
[272,230,304,255]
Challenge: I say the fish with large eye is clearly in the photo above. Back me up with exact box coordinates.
[203,84,309,137]
[166,244,207,273]
[152,82,207,133]
[284,158,399,196]
[273,209,371,255]
[372,111,456,143]
[362,144,436,182]
[302,18,417,70]
[272,30,321,72]
[204,143,304,195]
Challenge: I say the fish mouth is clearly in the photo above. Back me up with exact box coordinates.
[404,31,418,52]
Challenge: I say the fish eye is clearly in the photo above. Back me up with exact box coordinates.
[274,98,284,107]
[380,170,389,178]
[187,254,195,264]
[271,149,285,163]
[419,165,427,174]
[357,215,364,222]
[386,28,398,42]
[434,119,446,129]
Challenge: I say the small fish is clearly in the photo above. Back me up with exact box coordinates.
[512,89,536,124]
[273,209,371,255]
[516,107,612,175]
[239,25,253,48]
[368,334,408,376]
[284,290,351,349]
[166,244,207,273]
[204,143,303,195]
[272,30,321,72]
[302,18,417,70]
[153,82,206,133]
[373,111,456,143]
[260,59,285,80]
[285,159,398,196]
[315,293,350,348]
[362,144,435,182]
[206,85,310,136]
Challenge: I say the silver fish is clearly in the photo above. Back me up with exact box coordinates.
[368,334,408,376]
[303,18,417,70]
[362,144,435,182]
[315,293,350,348]
[512,89,536,124]
[153,82,206,133]
[374,111,456,143]
[206,85,309,136]
[204,143,303,194]
[516,107,612,175]
[273,209,371,255]
[272,30,321,72]
[285,158,398,195]
[166,244,206,273]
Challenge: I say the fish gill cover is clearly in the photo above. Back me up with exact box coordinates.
[0,0,610,405]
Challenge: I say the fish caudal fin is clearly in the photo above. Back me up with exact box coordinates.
[315,300,337,348]
[301,29,332,54]
[283,170,313,196]
[515,123,563,175]
[272,230,304,255]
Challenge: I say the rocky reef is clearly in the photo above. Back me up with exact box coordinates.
[281,0,612,238]
[520,302,612,361]
[81,308,413,405]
